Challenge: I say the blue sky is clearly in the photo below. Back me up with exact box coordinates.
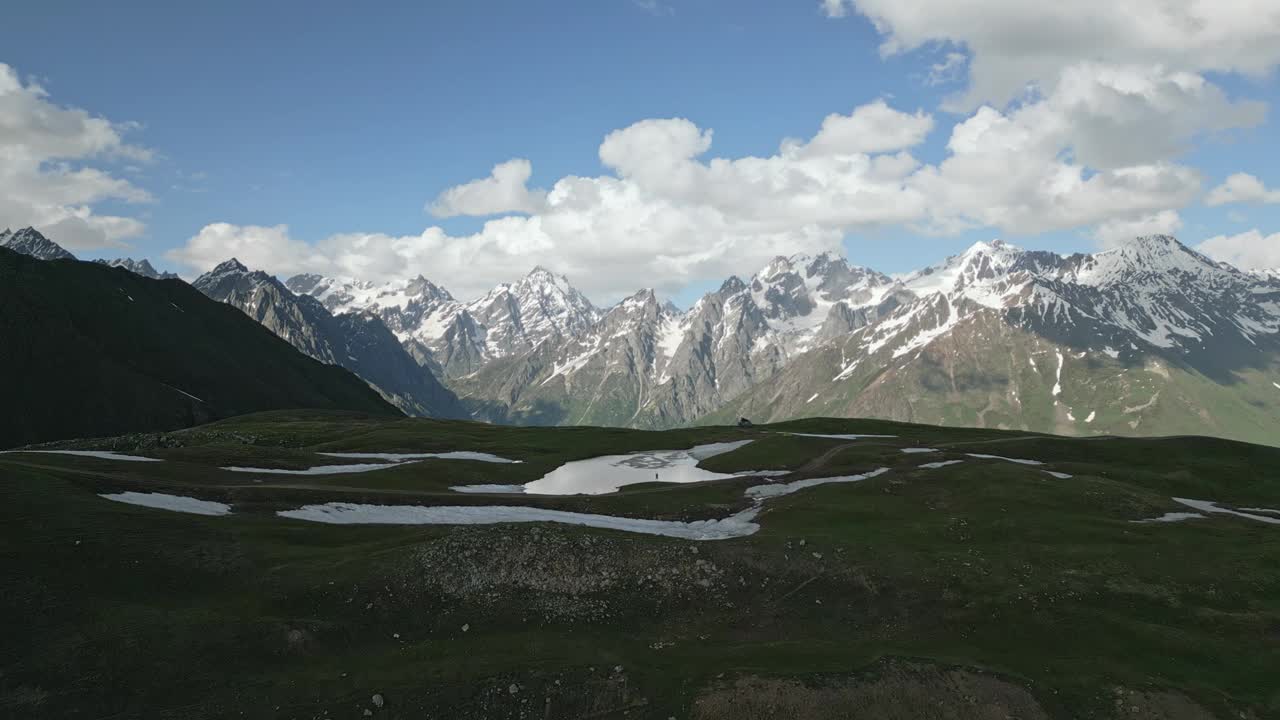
[2,0,1278,305]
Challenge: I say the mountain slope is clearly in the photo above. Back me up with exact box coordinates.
[701,237,1280,446]
[0,248,398,448]
[195,260,467,419]
[0,227,76,260]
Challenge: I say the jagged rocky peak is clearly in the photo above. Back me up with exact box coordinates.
[0,226,76,261]
[718,275,747,295]
[211,257,249,275]
[285,272,326,295]
[610,287,668,319]
[94,257,178,280]
[404,274,454,303]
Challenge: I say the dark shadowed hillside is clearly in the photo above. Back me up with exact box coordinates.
[0,248,399,448]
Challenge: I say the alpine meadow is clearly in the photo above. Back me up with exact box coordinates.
[3,2,1280,718]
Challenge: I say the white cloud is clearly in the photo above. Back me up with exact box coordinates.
[0,63,151,250]
[1197,229,1280,270]
[908,64,1217,236]
[428,158,547,217]
[1206,173,1280,206]
[791,99,934,156]
[925,52,967,86]
[820,0,853,19]
[172,80,1233,300]
[1092,210,1184,248]
[837,0,1280,107]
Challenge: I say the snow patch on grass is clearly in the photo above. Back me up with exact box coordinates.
[320,451,520,464]
[9,450,162,462]
[744,467,890,500]
[278,503,762,540]
[1172,498,1280,525]
[782,433,897,440]
[901,448,939,454]
[223,462,407,476]
[100,492,231,516]
[966,453,1044,466]
[920,460,964,469]
[1131,512,1206,524]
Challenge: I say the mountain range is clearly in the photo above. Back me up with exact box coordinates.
[6,226,1279,445]
[286,236,1280,445]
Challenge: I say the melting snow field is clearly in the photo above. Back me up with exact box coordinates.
[1043,471,1074,479]
[783,433,897,441]
[6,450,162,462]
[900,448,939,454]
[1172,498,1280,525]
[920,460,964,469]
[1131,512,1206,524]
[520,440,754,495]
[222,462,410,476]
[966,453,1044,466]
[277,503,762,540]
[744,467,890,500]
[100,492,231,516]
[319,451,520,464]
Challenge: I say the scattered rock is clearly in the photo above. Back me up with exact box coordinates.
[371,693,384,708]
[462,623,470,632]
[509,683,520,695]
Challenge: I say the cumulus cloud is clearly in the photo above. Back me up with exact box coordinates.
[1092,210,1184,248]
[1206,173,1280,206]
[171,79,1233,300]
[428,158,547,217]
[172,101,939,300]
[1197,229,1280,270]
[835,0,1280,107]
[791,100,934,156]
[908,64,1218,237]
[0,62,151,250]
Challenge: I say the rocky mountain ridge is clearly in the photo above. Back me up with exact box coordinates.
[194,259,466,419]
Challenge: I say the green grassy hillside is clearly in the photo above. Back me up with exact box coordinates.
[0,250,399,448]
[2,411,1277,718]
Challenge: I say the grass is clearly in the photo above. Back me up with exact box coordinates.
[2,410,1279,718]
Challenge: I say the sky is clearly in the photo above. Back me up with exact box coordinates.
[2,0,1279,307]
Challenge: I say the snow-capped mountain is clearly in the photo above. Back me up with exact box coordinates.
[708,236,1280,445]
[287,266,602,377]
[94,257,179,280]
[449,252,901,427]
[194,259,466,419]
[284,236,1279,443]
[0,227,75,261]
